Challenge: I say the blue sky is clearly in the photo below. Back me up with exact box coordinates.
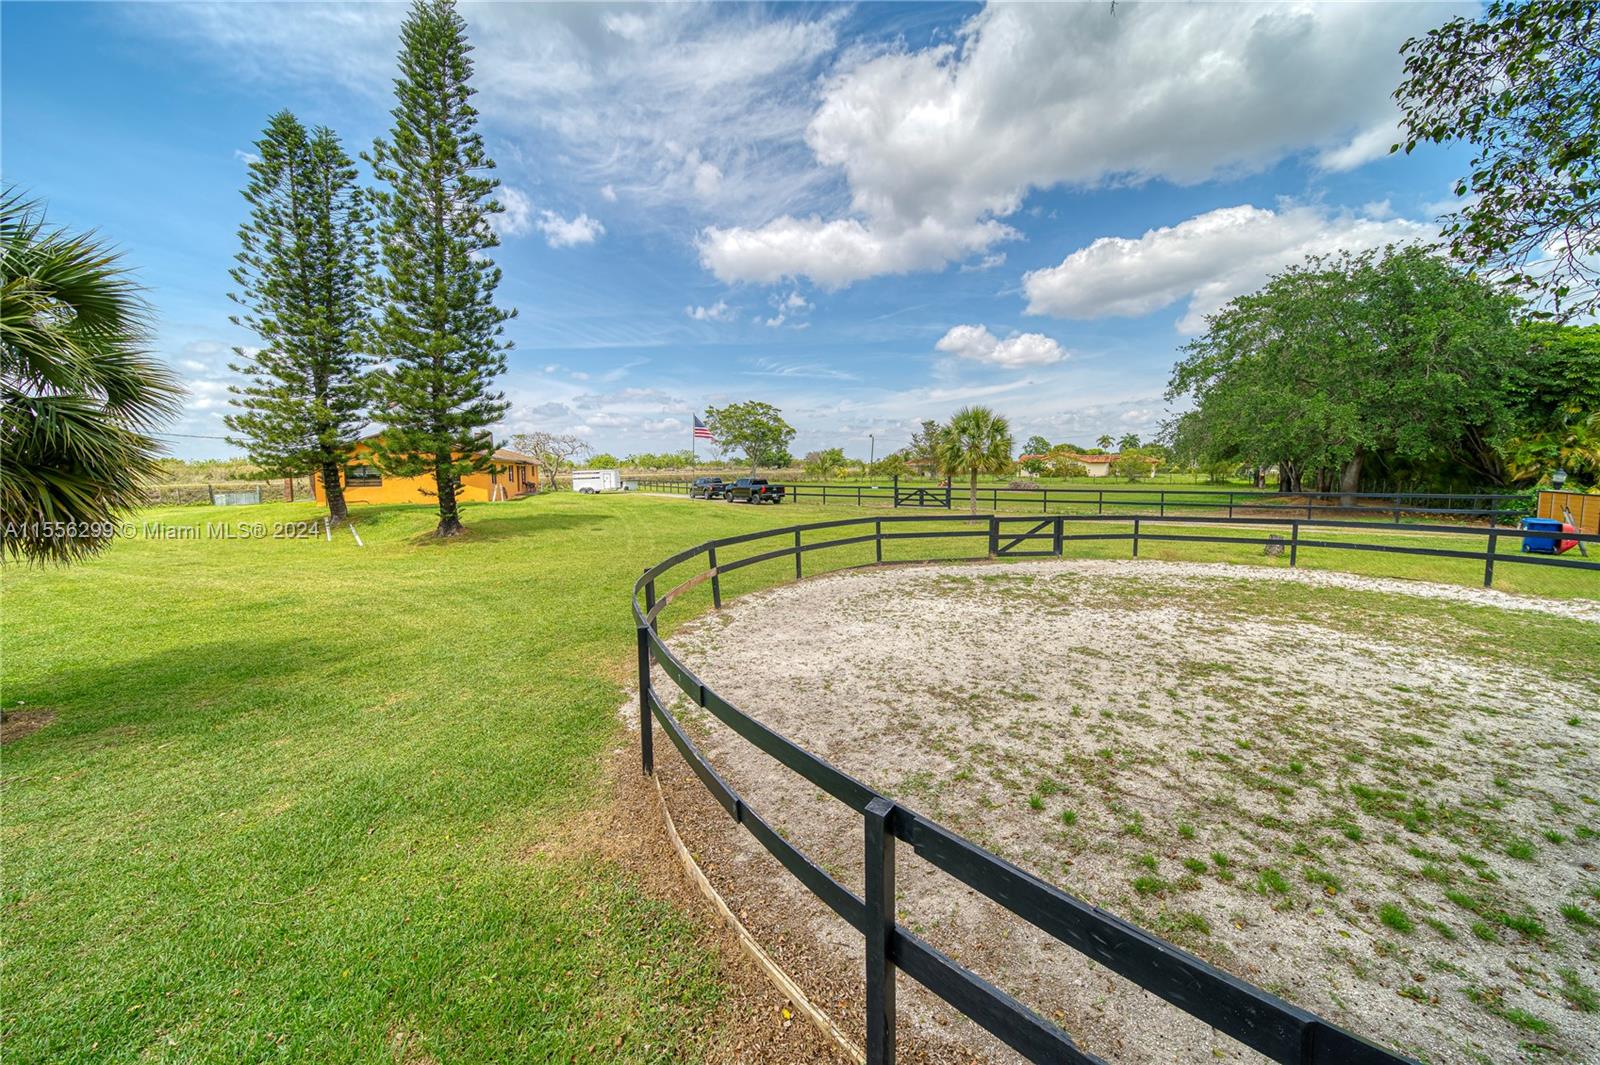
[2,2,1474,461]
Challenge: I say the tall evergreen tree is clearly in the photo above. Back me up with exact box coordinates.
[226,111,372,526]
[366,0,513,537]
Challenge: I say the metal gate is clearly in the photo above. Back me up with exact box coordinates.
[893,486,951,508]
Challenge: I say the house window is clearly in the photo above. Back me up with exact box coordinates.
[346,464,382,487]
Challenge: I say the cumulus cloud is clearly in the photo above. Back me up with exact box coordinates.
[699,3,1450,287]
[935,324,1067,368]
[536,210,605,248]
[700,214,1014,288]
[493,186,535,237]
[685,300,735,322]
[1022,203,1435,333]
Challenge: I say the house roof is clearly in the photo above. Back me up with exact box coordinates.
[1019,452,1116,463]
[492,448,538,464]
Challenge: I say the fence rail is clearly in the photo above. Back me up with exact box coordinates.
[634,514,1595,1064]
[637,477,1527,523]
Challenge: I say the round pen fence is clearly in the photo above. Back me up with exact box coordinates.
[633,514,1596,1064]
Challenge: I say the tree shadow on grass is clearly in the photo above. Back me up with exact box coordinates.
[407,508,619,545]
[5,636,347,755]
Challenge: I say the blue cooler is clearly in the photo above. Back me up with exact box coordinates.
[1520,517,1564,554]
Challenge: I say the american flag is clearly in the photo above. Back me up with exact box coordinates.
[693,416,715,441]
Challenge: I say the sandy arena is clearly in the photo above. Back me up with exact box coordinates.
[652,559,1600,1064]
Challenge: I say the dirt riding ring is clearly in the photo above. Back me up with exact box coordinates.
[634,515,1600,1065]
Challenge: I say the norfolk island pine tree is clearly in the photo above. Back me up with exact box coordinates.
[226,112,374,527]
[366,0,514,537]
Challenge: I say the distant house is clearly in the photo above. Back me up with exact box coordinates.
[308,441,539,505]
[1019,453,1118,478]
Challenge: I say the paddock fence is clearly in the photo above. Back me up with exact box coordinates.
[633,514,1594,1065]
[636,477,1528,524]
[140,478,312,506]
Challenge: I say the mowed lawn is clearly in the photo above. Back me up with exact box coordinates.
[4,493,1594,1064]
[1,494,807,1064]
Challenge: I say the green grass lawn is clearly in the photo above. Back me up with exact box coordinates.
[3,494,1593,1064]
[1,495,807,1064]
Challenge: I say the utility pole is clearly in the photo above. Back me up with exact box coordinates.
[869,433,875,466]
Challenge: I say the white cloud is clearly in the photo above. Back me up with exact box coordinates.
[685,300,735,322]
[762,288,814,327]
[935,324,1067,368]
[960,253,1006,273]
[493,186,535,237]
[1022,203,1434,333]
[699,3,1453,286]
[232,148,260,166]
[599,184,618,203]
[536,210,605,248]
[1316,121,1402,173]
[700,214,1014,288]
[131,4,845,226]
[743,357,857,381]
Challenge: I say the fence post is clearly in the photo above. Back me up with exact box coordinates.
[1132,517,1141,558]
[644,578,658,634]
[708,546,722,609]
[794,529,803,580]
[1227,491,1233,519]
[858,486,863,507]
[893,475,900,508]
[988,515,999,557]
[1393,493,1402,524]
[1484,528,1498,588]
[1289,521,1299,567]
[636,573,654,776]
[1097,490,1104,516]
[1053,515,1064,556]
[864,797,897,1065]
[875,519,883,564]
[1159,491,1166,518]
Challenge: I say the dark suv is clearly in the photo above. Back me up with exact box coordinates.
[726,478,785,504]
[689,477,727,500]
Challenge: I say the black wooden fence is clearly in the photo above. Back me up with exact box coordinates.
[639,477,1527,523]
[634,514,1595,1064]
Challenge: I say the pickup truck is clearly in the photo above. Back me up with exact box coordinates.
[726,478,785,504]
[689,477,727,500]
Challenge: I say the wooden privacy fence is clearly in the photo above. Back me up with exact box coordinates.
[635,513,1593,1065]
[639,477,1528,523]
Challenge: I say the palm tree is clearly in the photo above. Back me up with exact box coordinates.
[2,192,181,563]
[1095,433,1114,450]
[1118,433,1141,451]
[935,405,1014,514]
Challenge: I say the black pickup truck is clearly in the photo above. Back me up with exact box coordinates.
[689,477,727,500]
[726,478,785,504]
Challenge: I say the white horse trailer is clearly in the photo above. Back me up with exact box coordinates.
[571,468,622,494]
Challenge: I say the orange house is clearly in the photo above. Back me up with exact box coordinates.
[308,443,540,506]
